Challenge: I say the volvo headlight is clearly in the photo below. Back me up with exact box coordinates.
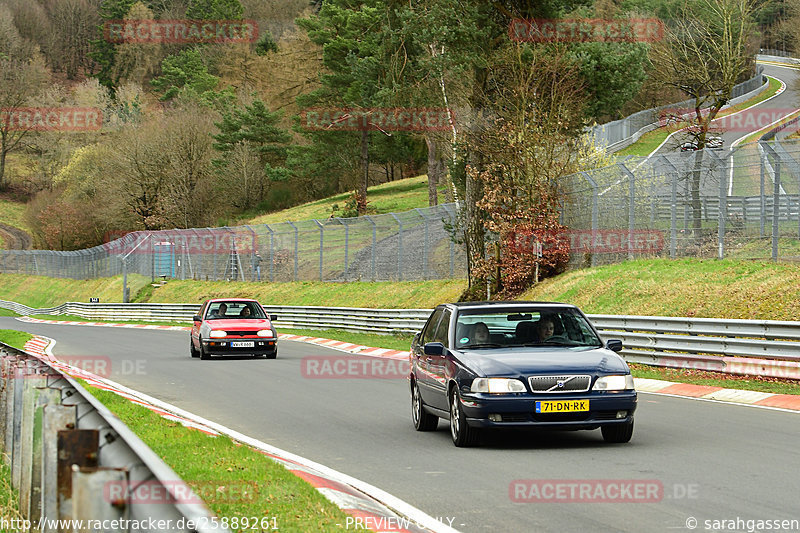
[471,378,526,394]
[592,375,635,391]
[209,330,227,338]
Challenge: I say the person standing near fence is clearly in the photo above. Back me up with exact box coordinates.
[253,251,262,281]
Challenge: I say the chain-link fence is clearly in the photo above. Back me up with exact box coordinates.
[0,204,467,284]
[560,138,800,265]
[5,138,800,284]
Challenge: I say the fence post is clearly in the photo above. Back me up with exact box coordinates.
[314,220,324,281]
[414,208,429,280]
[580,172,599,266]
[287,221,299,281]
[773,156,781,261]
[365,216,377,281]
[659,156,679,258]
[339,219,349,280]
[718,154,726,259]
[266,225,275,282]
[391,213,403,281]
[441,203,457,278]
[760,148,766,237]
[761,142,782,261]
[617,163,636,260]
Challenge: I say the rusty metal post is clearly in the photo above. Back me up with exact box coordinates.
[57,429,99,521]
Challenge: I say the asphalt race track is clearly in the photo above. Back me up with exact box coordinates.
[3,318,799,533]
[652,62,800,156]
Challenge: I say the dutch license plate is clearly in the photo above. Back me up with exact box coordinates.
[535,400,589,413]
[231,341,254,348]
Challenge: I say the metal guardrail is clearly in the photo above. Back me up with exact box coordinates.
[3,301,800,380]
[0,342,227,532]
[592,65,766,152]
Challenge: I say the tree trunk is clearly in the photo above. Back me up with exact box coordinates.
[0,146,6,191]
[359,129,369,214]
[425,135,439,206]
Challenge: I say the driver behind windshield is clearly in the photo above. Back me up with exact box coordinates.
[536,318,554,342]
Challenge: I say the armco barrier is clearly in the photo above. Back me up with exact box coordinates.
[3,301,800,380]
[0,341,227,532]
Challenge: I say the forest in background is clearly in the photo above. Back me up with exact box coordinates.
[0,0,797,295]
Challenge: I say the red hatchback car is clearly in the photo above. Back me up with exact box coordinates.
[191,298,278,360]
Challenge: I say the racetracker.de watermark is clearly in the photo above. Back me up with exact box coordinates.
[510,480,700,503]
[300,108,454,132]
[509,18,664,42]
[104,19,257,44]
[103,480,259,505]
[659,108,800,133]
[2,356,146,380]
[301,356,408,379]
[509,229,665,255]
[103,228,256,255]
[1,107,102,132]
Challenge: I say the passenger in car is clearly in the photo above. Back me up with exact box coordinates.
[473,322,491,344]
[217,303,228,318]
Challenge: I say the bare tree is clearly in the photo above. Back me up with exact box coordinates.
[650,0,755,236]
[159,109,218,228]
[112,2,163,86]
[0,55,49,189]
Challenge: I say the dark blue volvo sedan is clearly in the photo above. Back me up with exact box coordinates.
[410,301,637,447]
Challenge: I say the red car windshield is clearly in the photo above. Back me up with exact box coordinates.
[207,302,266,319]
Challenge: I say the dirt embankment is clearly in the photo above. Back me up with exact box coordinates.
[0,223,32,250]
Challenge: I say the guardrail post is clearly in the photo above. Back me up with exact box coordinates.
[30,387,61,521]
[41,404,75,530]
[20,372,40,516]
[11,360,25,488]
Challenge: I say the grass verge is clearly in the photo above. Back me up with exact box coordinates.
[522,258,800,320]
[0,274,151,307]
[247,175,447,225]
[80,386,354,532]
[0,329,33,349]
[147,279,466,309]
